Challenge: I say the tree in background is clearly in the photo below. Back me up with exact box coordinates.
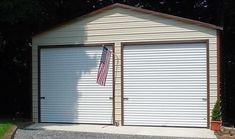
[221,0,235,126]
[0,0,37,118]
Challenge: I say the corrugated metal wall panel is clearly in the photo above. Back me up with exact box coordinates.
[40,47,113,124]
[123,43,207,127]
[32,7,217,123]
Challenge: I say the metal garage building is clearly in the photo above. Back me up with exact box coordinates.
[32,3,222,128]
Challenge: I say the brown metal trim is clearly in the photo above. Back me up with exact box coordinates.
[40,122,114,125]
[112,45,115,125]
[121,40,210,46]
[217,30,221,101]
[38,43,114,48]
[121,40,210,128]
[30,47,33,121]
[206,40,210,128]
[37,46,41,122]
[38,43,115,125]
[121,124,208,128]
[33,3,222,37]
[112,3,223,30]
[121,43,124,126]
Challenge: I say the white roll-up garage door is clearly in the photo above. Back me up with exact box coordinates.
[123,43,207,127]
[40,46,113,124]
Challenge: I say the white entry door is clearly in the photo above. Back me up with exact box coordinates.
[40,46,113,124]
[123,43,207,127]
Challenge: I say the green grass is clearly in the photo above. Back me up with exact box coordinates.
[0,120,13,139]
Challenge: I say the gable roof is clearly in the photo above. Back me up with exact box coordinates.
[33,3,223,37]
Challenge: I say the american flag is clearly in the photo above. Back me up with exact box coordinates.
[97,47,112,86]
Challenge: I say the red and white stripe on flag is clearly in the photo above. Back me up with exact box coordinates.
[97,47,112,86]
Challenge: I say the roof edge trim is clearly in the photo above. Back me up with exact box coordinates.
[33,3,223,38]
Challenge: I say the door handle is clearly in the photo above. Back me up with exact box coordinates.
[40,97,45,100]
[123,98,129,100]
[202,98,207,101]
[109,97,113,100]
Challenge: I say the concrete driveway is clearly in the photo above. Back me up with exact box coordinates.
[14,123,217,139]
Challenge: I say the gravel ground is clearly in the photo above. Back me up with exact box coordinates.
[14,129,216,139]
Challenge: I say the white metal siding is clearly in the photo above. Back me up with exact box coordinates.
[32,7,218,123]
[123,43,207,127]
[40,47,113,124]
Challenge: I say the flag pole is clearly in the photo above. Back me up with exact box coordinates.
[102,45,120,80]
[102,45,119,58]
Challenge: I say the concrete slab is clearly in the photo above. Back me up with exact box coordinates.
[25,123,217,139]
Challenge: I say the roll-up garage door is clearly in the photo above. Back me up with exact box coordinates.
[123,43,207,127]
[40,46,113,124]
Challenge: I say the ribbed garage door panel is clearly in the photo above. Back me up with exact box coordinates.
[123,43,207,127]
[40,47,113,124]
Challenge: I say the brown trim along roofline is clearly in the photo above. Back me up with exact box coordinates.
[33,3,222,37]
[121,40,210,128]
[37,43,115,125]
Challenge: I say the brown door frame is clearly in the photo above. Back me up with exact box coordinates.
[121,40,210,128]
[37,43,116,125]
